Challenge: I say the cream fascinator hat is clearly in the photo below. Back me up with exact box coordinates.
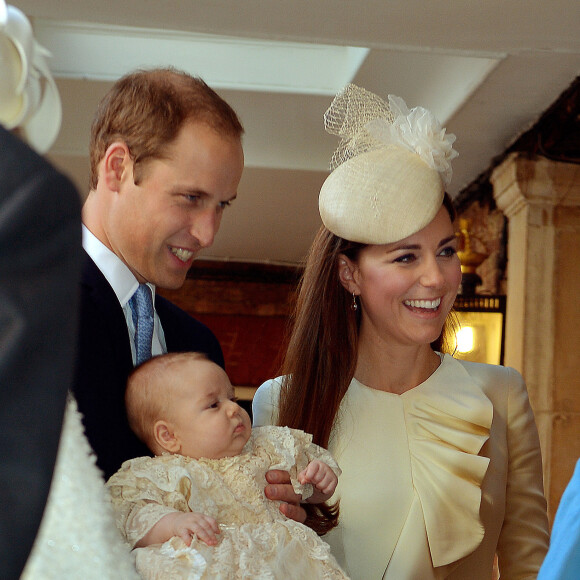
[319,84,458,244]
[0,0,61,152]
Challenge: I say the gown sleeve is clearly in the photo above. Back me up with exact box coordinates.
[289,428,341,479]
[107,456,197,548]
[251,426,341,500]
[496,367,550,578]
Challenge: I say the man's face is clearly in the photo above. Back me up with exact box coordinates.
[107,122,244,289]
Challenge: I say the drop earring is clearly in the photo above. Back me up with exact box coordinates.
[351,292,358,311]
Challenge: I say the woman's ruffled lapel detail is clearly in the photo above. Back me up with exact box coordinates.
[402,354,493,567]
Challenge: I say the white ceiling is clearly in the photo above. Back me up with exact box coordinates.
[17,0,580,266]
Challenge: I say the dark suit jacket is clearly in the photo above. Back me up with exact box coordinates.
[72,255,224,479]
[0,127,82,579]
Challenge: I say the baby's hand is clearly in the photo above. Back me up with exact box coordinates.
[172,512,220,547]
[298,459,338,503]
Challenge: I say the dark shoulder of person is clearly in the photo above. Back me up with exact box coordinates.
[155,294,225,368]
[0,125,82,580]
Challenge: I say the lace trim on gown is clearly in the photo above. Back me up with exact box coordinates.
[403,354,493,566]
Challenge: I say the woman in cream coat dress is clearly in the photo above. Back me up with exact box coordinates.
[253,84,549,579]
[254,357,548,579]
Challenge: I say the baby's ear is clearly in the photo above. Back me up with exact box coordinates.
[153,420,180,454]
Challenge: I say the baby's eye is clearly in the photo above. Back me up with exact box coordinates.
[208,401,219,409]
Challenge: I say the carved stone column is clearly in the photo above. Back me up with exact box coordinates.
[491,152,580,519]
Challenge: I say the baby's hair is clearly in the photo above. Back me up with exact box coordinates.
[125,352,209,453]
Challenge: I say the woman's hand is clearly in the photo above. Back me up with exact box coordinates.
[264,470,307,523]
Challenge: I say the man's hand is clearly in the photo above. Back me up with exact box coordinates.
[264,470,307,523]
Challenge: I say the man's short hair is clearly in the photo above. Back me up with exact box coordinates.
[89,67,244,189]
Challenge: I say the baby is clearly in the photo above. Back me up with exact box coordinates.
[107,352,348,579]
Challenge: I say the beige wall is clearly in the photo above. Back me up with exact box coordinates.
[491,153,580,522]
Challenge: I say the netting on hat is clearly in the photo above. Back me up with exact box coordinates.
[324,84,394,171]
[323,84,458,186]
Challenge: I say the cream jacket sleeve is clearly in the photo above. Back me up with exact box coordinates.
[493,366,550,578]
[252,377,283,427]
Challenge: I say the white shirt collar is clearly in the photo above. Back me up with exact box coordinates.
[82,224,156,306]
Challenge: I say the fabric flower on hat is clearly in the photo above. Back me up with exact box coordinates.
[365,95,458,187]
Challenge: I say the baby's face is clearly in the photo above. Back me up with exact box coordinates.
[168,358,251,459]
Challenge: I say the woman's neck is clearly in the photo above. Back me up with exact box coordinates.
[354,337,441,395]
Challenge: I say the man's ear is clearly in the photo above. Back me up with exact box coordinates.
[153,420,181,454]
[101,142,131,193]
[337,254,359,295]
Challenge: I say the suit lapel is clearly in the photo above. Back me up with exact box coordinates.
[155,296,183,352]
[81,253,133,369]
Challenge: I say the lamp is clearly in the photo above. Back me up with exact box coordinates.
[452,295,506,365]
[448,218,506,365]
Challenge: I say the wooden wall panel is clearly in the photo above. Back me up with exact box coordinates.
[158,260,300,391]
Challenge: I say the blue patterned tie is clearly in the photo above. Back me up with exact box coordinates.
[128,284,154,366]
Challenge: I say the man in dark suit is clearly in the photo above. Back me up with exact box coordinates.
[76,68,306,522]
[74,69,245,479]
